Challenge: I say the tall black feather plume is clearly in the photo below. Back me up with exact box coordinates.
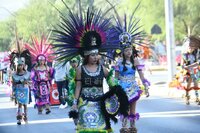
[52,1,120,64]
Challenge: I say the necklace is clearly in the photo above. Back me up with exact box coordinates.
[126,61,131,65]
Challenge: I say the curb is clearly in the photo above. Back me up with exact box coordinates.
[149,66,167,71]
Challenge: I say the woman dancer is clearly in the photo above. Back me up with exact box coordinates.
[108,3,150,132]
[25,36,54,114]
[11,48,32,125]
[181,36,200,105]
[52,2,129,132]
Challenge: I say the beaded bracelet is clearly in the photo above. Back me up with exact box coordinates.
[73,99,78,105]
[142,79,150,86]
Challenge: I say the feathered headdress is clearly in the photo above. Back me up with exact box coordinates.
[183,36,200,49]
[107,2,145,50]
[25,35,54,63]
[52,1,119,64]
[9,40,32,71]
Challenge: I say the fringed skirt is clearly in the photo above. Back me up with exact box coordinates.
[120,80,143,103]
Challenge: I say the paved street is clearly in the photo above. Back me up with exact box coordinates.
[0,70,200,133]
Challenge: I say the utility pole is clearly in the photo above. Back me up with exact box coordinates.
[165,0,176,82]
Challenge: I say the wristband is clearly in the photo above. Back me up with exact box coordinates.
[73,99,78,105]
[142,79,150,86]
[136,65,145,71]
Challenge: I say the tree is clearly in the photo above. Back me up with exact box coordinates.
[1,0,200,51]
[14,0,60,40]
[174,0,200,37]
[116,0,166,41]
[0,20,13,51]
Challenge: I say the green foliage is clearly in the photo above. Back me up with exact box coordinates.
[0,0,200,51]
[123,0,165,39]
[15,0,60,40]
[67,67,76,106]
[174,0,200,36]
[0,20,13,51]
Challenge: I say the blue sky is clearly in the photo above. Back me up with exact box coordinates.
[0,0,30,20]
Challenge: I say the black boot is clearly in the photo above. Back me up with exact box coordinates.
[46,109,51,114]
[104,117,113,133]
[16,115,22,125]
[129,119,137,133]
[186,95,190,105]
[120,128,129,133]
[129,127,137,133]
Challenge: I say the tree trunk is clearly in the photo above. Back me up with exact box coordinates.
[182,19,188,35]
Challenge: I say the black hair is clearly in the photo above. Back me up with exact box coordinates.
[83,55,89,65]
[122,46,139,72]
[184,49,199,65]
[16,65,26,74]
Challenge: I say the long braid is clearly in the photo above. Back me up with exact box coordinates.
[122,54,127,72]
[130,55,135,70]
[131,46,139,70]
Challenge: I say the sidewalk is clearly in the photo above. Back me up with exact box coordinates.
[149,65,167,71]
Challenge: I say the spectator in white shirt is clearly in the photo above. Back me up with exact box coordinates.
[53,61,70,109]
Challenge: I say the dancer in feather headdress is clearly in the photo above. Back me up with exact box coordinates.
[107,2,150,133]
[180,36,200,105]
[52,1,129,133]
[25,35,54,114]
[10,39,32,125]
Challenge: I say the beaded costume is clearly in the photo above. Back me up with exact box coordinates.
[181,36,200,105]
[26,35,54,113]
[10,40,32,125]
[78,65,105,129]
[31,67,54,107]
[115,61,142,103]
[106,2,150,133]
[12,71,30,105]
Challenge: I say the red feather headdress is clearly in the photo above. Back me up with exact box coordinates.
[25,35,54,63]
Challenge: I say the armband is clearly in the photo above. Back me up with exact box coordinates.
[136,65,145,71]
